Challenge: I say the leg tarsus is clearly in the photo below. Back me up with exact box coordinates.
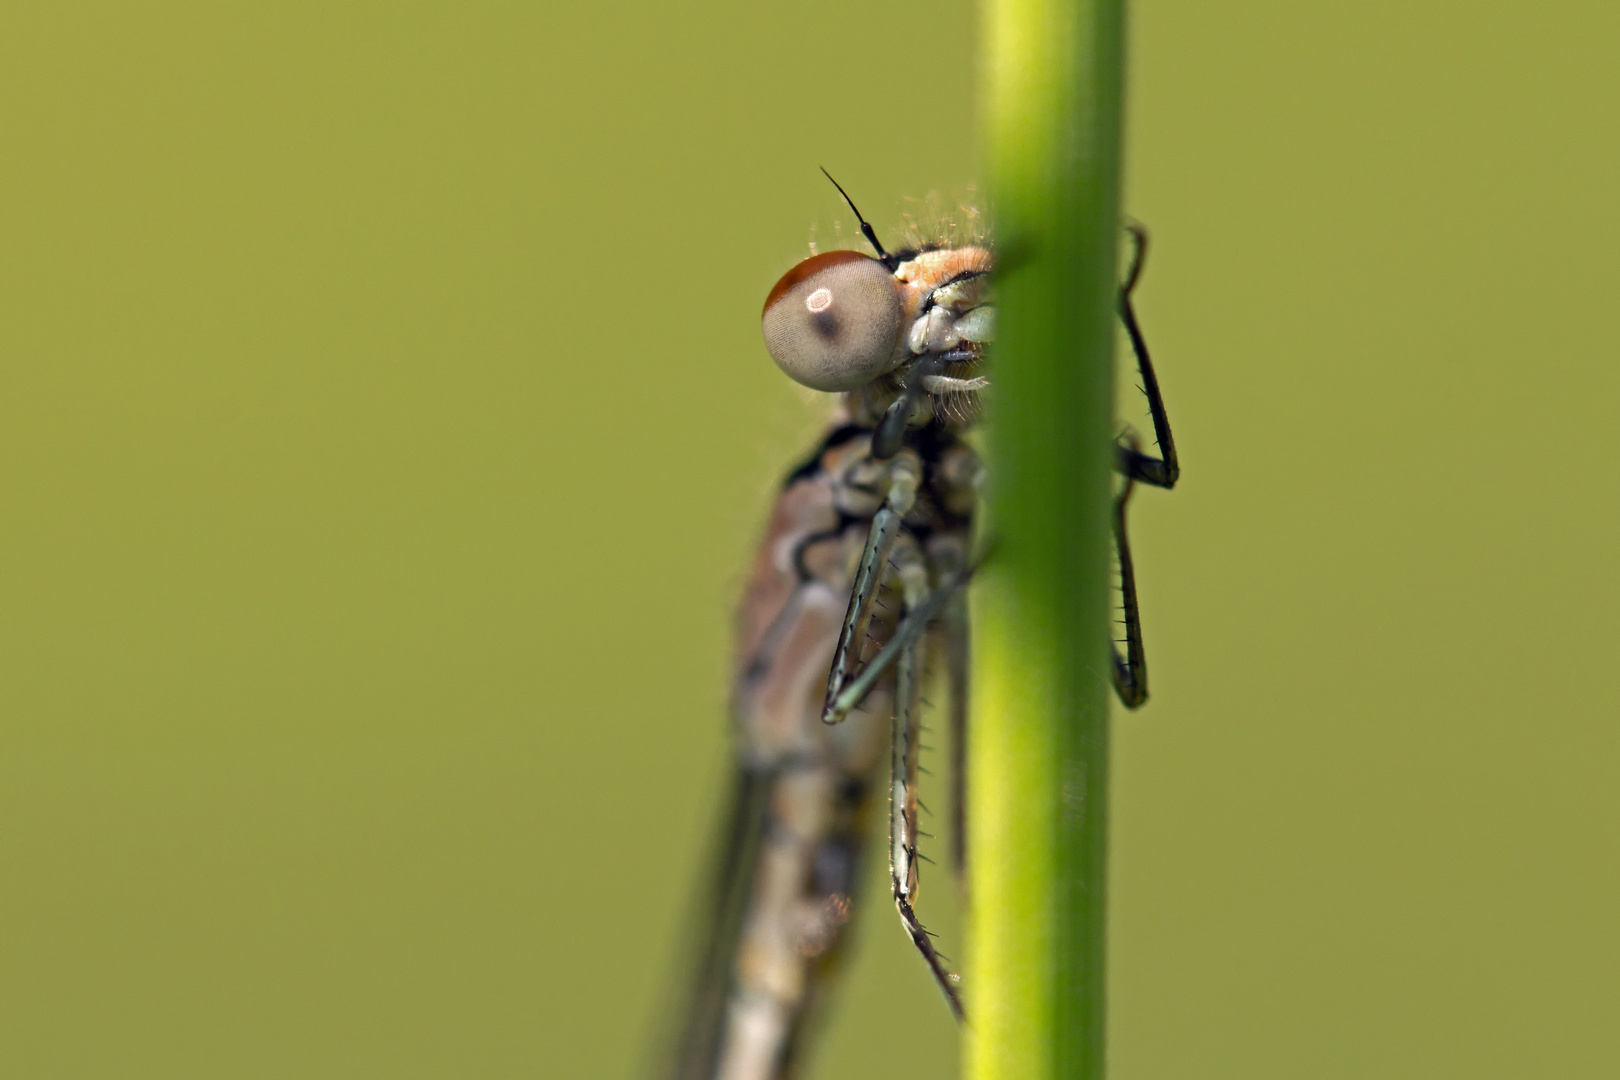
[1111,473,1149,710]
[1122,219,1149,295]
[896,897,966,1023]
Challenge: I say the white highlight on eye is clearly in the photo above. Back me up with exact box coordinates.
[805,287,833,313]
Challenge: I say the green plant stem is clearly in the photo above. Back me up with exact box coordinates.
[968,0,1126,1077]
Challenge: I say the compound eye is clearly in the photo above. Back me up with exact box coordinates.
[761,251,903,392]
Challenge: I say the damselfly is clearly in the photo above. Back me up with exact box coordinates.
[662,176,1178,1080]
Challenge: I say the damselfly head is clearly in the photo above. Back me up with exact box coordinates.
[762,241,995,423]
[764,175,995,430]
[762,250,904,392]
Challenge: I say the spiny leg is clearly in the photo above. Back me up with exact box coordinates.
[821,550,979,726]
[1109,223,1178,709]
[918,537,973,890]
[890,547,965,1022]
[1111,471,1148,709]
[821,453,920,724]
[1115,222,1180,491]
[940,557,971,891]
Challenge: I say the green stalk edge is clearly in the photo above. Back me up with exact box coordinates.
[968,0,1126,1078]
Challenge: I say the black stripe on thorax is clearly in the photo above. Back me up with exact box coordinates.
[780,423,871,489]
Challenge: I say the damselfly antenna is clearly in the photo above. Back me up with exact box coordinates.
[820,167,892,266]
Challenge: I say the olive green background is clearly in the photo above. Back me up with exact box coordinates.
[3,1,1617,1077]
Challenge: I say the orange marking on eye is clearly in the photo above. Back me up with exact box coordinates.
[764,250,876,315]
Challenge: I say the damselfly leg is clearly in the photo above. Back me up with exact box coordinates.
[934,539,972,887]
[888,541,966,1021]
[1115,223,1180,491]
[817,222,1180,1015]
[826,225,1179,724]
[821,451,920,722]
[1111,223,1180,708]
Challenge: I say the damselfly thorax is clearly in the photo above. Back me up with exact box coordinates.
[662,178,1177,1080]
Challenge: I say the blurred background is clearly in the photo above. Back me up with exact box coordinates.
[2,1,1617,1077]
